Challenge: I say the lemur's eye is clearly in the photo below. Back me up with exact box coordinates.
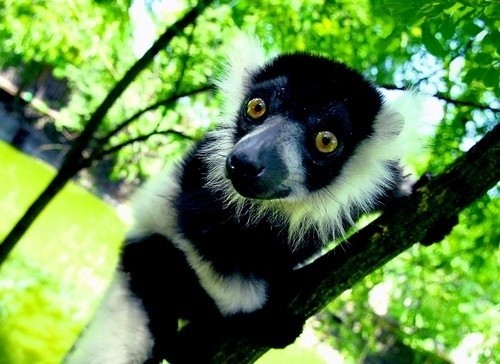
[315,131,338,153]
[246,98,267,119]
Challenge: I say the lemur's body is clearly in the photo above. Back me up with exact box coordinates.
[66,35,424,363]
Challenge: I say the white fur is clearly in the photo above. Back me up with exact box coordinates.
[215,32,266,127]
[203,34,426,248]
[202,33,268,204]
[65,272,153,364]
[179,239,268,315]
[126,33,426,311]
[128,160,268,315]
[127,163,181,240]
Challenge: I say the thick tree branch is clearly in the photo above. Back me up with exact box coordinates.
[0,0,214,266]
[291,124,499,317]
[190,124,500,363]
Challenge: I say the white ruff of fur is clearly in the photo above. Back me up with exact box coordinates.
[204,34,426,249]
[128,163,182,240]
[283,91,426,247]
[202,33,270,220]
[65,272,153,364]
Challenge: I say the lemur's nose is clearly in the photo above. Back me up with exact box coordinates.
[225,151,264,179]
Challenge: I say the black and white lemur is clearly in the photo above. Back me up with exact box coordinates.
[66,34,424,363]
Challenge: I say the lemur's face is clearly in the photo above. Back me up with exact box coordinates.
[224,54,383,200]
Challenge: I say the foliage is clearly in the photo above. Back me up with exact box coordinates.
[0,0,498,362]
[0,0,133,109]
[318,195,499,363]
[307,1,499,361]
[0,142,125,363]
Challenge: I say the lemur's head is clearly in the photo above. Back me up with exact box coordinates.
[203,34,424,244]
[224,54,384,200]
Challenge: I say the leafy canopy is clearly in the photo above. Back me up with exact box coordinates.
[0,0,498,362]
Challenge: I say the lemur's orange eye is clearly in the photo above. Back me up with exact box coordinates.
[246,98,267,119]
[315,131,338,153]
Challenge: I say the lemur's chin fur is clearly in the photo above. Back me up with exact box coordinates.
[65,34,426,364]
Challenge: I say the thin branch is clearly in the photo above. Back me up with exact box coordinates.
[433,91,500,113]
[412,68,444,89]
[96,25,204,148]
[96,23,202,152]
[381,84,500,112]
[93,129,196,161]
[61,0,214,172]
[173,24,197,93]
[96,84,212,146]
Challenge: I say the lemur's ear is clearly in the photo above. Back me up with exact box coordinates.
[216,32,267,120]
[372,90,429,162]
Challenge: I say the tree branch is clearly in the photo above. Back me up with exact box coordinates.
[381,84,500,113]
[432,91,500,113]
[63,0,213,170]
[95,84,212,147]
[186,124,500,363]
[172,24,197,93]
[0,0,214,266]
[92,129,196,162]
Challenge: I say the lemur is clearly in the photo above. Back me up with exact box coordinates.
[66,34,424,363]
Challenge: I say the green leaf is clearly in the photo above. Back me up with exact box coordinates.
[484,3,499,18]
[439,16,455,39]
[462,22,483,38]
[483,67,499,88]
[474,52,493,65]
[422,23,446,57]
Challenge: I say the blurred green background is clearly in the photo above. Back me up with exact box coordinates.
[0,142,124,363]
[0,0,498,363]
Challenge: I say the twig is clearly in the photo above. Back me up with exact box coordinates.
[96,84,212,146]
[93,129,196,161]
[381,84,499,112]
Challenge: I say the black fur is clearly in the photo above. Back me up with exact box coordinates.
[69,50,413,364]
[175,142,322,275]
[126,54,402,362]
[238,53,383,193]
